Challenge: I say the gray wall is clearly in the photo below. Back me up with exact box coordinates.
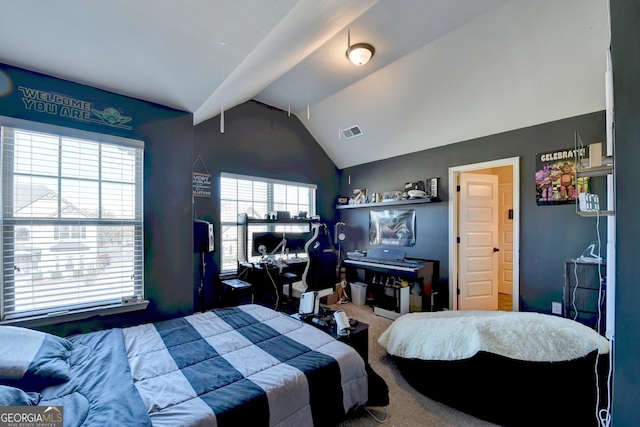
[339,112,606,314]
[193,101,340,306]
[610,0,640,424]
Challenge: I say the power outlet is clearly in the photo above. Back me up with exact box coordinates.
[551,301,562,315]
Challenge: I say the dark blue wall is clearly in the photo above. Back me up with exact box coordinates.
[339,112,606,315]
[0,63,194,335]
[193,100,340,306]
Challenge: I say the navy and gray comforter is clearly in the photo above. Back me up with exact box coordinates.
[123,304,368,426]
[34,304,368,427]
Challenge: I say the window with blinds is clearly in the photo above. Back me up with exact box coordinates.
[220,173,316,272]
[1,122,144,322]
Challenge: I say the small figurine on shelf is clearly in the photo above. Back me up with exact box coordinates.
[350,188,367,204]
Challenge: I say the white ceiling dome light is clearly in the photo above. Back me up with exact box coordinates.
[347,43,375,66]
[346,29,374,66]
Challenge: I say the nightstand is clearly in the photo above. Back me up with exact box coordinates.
[334,321,369,363]
[302,316,369,363]
[221,278,253,306]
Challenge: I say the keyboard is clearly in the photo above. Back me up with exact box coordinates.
[344,257,424,272]
[363,257,422,268]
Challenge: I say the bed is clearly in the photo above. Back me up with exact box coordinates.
[378,310,610,427]
[0,304,369,427]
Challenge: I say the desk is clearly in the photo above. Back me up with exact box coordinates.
[238,260,307,311]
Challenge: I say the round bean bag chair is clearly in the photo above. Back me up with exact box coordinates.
[378,310,610,427]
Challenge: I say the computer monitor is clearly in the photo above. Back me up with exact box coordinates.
[251,231,312,257]
[283,232,312,255]
[252,232,285,257]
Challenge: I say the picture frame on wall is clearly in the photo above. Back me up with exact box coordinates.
[369,209,416,247]
[535,147,590,206]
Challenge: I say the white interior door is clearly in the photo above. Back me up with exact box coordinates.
[458,173,499,311]
[498,183,514,295]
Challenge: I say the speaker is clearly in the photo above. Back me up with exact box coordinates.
[194,220,214,253]
[334,221,346,243]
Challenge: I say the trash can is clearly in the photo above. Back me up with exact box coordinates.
[350,282,367,306]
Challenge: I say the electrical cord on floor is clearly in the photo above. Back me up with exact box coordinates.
[364,406,389,423]
[597,342,613,427]
[590,211,612,427]
[571,212,612,426]
[594,211,604,337]
[264,265,280,311]
[572,260,579,321]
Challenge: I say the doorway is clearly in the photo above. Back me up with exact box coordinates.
[448,157,520,311]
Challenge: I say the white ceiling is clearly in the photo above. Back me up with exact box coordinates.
[0,0,609,168]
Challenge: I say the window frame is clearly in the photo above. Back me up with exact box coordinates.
[0,117,147,326]
[220,172,317,273]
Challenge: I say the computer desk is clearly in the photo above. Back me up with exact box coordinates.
[238,258,307,310]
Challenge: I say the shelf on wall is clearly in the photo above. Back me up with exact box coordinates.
[578,155,613,168]
[336,198,440,210]
[574,135,614,217]
[243,218,313,225]
[577,210,615,217]
[576,164,613,178]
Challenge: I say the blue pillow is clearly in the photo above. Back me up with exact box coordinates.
[0,385,40,406]
[0,326,73,390]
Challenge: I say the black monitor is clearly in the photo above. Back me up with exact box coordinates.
[251,231,312,257]
[284,232,312,255]
[252,232,285,257]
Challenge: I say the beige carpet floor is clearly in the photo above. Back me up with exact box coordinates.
[329,302,503,427]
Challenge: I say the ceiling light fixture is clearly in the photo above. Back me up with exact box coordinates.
[346,29,374,66]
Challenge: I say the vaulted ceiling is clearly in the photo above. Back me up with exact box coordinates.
[0,0,609,168]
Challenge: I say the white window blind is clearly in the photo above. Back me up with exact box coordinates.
[1,122,144,322]
[220,173,316,272]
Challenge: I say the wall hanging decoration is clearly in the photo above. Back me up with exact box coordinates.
[535,147,589,206]
[193,155,211,198]
[369,209,416,247]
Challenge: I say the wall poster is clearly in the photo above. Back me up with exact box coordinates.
[369,209,416,247]
[535,147,590,206]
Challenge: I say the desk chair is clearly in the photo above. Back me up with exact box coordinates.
[291,223,337,299]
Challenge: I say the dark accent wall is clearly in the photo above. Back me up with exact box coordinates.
[193,100,340,306]
[339,112,606,314]
[0,63,194,335]
[610,0,640,424]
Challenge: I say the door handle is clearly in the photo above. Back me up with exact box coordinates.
[493,247,500,253]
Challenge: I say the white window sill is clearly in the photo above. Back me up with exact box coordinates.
[0,300,149,328]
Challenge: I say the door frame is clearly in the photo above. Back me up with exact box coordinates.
[448,157,520,311]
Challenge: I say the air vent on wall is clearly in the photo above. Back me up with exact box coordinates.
[341,125,363,140]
